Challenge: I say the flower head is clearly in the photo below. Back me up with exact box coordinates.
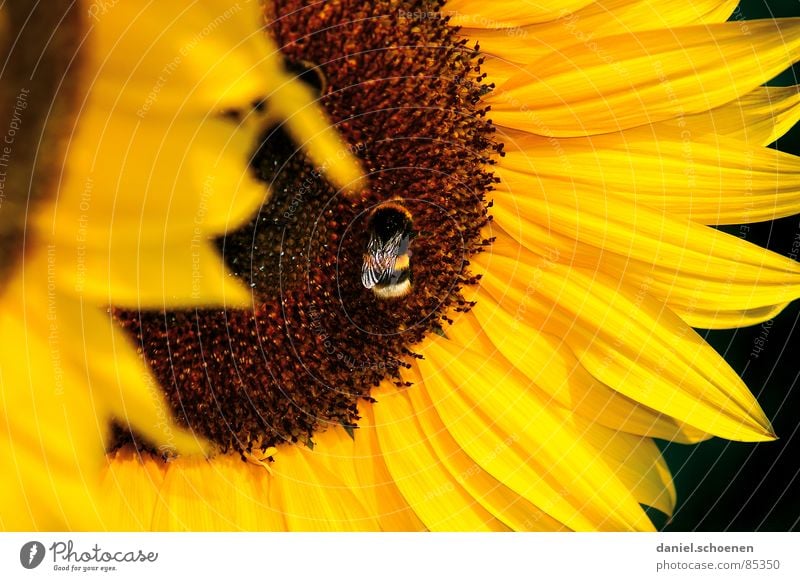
[2,0,800,531]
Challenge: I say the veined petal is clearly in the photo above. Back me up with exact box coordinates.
[488,209,795,331]
[657,85,800,146]
[445,0,595,28]
[101,448,166,531]
[416,337,655,531]
[677,304,791,330]
[454,304,711,443]
[488,19,800,136]
[561,414,676,516]
[490,182,800,312]
[147,453,284,531]
[498,128,800,225]
[371,387,510,531]
[474,239,774,442]
[268,442,380,531]
[468,0,738,65]
[402,366,570,531]
[292,421,426,531]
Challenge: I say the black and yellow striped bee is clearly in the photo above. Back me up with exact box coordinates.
[361,201,416,299]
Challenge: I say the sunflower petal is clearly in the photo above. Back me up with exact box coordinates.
[677,303,791,330]
[371,387,510,531]
[402,367,569,530]
[474,240,774,442]
[269,442,380,531]
[266,79,365,194]
[53,113,265,238]
[146,453,284,531]
[101,448,166,531]
[469,0,738,64]
[416,338,655,531]
[490,182,800,312]
[559,412,676,516]
[657,84,800,146]
[89,2,286,114]
[456,303,711,443]
[445,0,595,28]
[499,127,800,225]
[310,420,426,531]
[0,263,105,530]
[56,301,208,456]
[50,237,250,309]
[488,19,800,136]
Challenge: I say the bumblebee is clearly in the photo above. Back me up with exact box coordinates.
[361,202,415,299]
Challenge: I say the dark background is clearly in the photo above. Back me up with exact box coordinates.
[656,0,800,531]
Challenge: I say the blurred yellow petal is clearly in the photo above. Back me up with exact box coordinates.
[0,259,105,530]
[89,2,286,114]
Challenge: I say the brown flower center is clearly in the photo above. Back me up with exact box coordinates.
[113,0,498,456]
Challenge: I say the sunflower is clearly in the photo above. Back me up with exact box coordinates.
[0,1,359,530]
[4,0,800,532]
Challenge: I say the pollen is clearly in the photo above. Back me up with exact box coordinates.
[113,0,498,455]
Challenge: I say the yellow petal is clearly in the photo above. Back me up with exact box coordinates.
[402,369,569,530]
[488,19,800,136]
[677,303,791,330]
[561,415,676,516]
[490,181,800,312]
[371,387,509,531]
[266,78,365,194]
[101,448,165,531]
[498,128,800,225]
[445,0,595,27]
[0,262,104,530]
[53,112,265,238]
[89,2,285,114]
[474,239,774,442]
[657,84,800,146]
[84,1,363,214]
[56,302,207,456]
[309,419,426,531]
[416,338,655,531]
[456,304,711,443]
[469,0,738,64]
[268,442,380,531]
[45,235,250,309]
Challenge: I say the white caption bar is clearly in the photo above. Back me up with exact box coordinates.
[1,532,797,580]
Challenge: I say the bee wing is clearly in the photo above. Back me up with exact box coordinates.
[361,231,402,289]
